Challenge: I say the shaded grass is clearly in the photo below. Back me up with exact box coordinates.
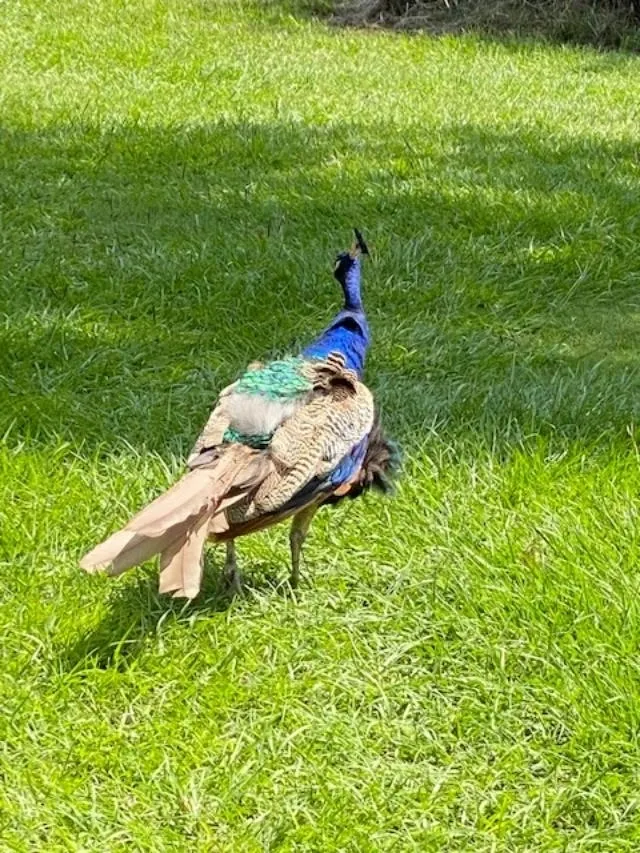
[334,0,640,52]
[2,0,640,849]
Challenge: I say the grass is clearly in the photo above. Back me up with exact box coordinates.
[2,0,640,849]
[334,0,640,52]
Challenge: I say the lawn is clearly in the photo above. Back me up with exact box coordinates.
[2,0,640,849]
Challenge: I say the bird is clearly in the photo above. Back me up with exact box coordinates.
[79,230,399,598]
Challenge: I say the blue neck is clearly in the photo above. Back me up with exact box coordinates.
[302,255,369,376]
[342,257,363,311]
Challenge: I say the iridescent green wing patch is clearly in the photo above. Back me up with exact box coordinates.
[234,357,313,400]
[222,427,272,449]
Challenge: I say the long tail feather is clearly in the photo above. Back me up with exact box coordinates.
[80,528,186,577]
[158,510,212,598]
[79,445,270,594]
[79,470,215,574]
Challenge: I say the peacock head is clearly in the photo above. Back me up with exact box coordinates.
[333,229,369,311]
[333,251,355,284]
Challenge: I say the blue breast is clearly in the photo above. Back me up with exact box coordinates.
[329,435,368,487]
[302,310,370,376]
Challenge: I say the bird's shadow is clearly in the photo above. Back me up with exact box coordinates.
[60,556,292,673]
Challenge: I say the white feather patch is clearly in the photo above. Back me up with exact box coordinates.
[225,392,303,437]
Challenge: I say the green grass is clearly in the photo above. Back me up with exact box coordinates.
[2,0,640,849]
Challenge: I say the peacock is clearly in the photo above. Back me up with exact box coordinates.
[80,230,399,598]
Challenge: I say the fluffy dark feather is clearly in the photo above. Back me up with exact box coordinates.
[324,410,401,505]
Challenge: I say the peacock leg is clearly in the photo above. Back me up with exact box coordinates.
[223,540,243,594]
[289,504,319,589]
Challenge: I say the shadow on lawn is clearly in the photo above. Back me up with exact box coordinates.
[286,0,640,53]
[61,555,291,671]
[2,118,640,460]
